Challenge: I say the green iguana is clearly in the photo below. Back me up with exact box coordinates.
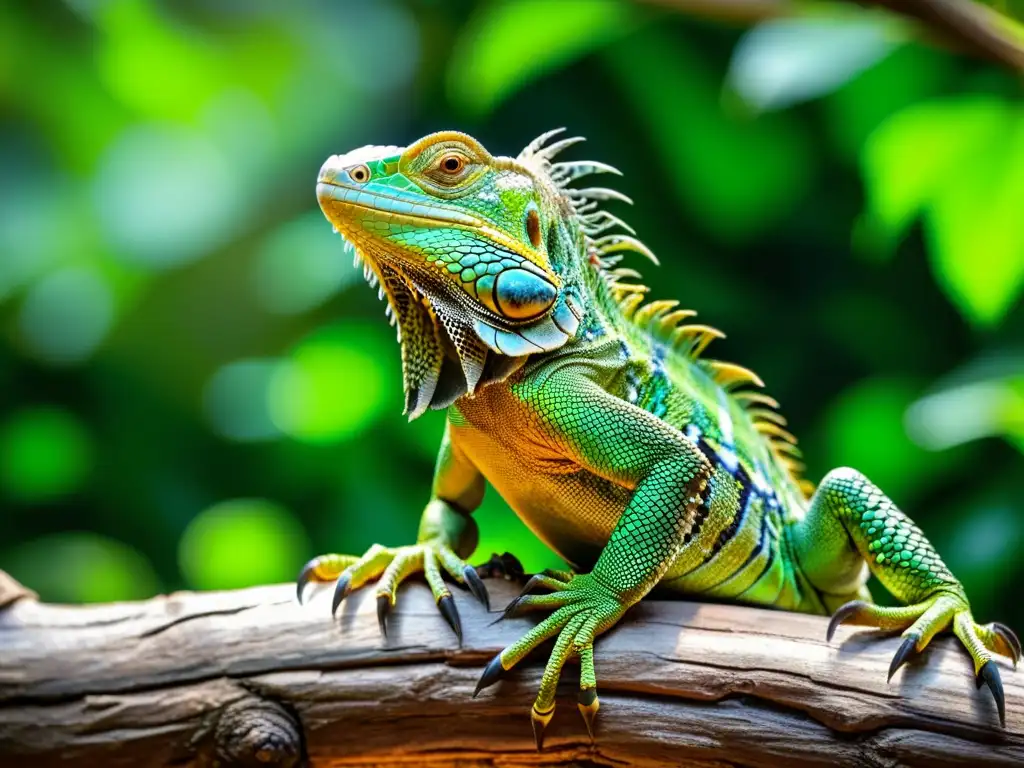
[298,129,1018,746]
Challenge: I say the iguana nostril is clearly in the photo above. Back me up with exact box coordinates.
[493,268,556,320]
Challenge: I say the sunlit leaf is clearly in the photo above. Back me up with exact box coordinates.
[926,121,1024,326]
[907,366,1024,452]
[179,498,309,590]
[823,44,953,165]
[862,97,1024,325]
[3,533,160,603]
[447,0,637,116]
[727,15,899,113]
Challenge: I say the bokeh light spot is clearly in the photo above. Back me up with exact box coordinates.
[252,211,358,315]
[268,324,391,444]
[311,0,420,93]
[822,377,939,501]
[0,407,93,503]
[18,266,115,365]
[178,498,309,590]
[203,359,283,442]
[93,124,240,267]
[2,532,159,603]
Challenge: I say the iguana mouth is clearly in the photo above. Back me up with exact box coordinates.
[316,177,555,272]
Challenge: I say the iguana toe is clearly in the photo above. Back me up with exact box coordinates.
[472,573,625,747]
[295,553,359,605]
[828,591,1016,727]
[299,540,479,643]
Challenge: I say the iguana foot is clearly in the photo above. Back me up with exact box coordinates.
[296,542,489,643]
[473,572,626,748]
[827,591,1020,726]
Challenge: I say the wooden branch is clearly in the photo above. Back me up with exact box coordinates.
[640,0,1024,72]
[0,576,1021,767]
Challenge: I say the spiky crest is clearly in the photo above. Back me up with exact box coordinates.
[519,129,812,496]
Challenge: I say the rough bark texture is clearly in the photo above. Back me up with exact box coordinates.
[0,573,1020,767]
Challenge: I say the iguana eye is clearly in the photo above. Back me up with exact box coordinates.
[348,164,370,183]
[439,154,465,174]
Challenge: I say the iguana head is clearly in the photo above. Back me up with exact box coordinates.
[316,129,650,417]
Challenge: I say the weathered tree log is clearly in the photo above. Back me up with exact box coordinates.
[0,573,1020,767]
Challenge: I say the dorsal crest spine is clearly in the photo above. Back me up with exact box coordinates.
[520,128,812,496]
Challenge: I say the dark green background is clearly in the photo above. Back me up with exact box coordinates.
[1,1,1022,629]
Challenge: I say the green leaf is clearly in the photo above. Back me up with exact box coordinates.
[906,367,1024,452]
[861,97,1024,326]
[925,121,1024,326]
[447,0,637,117]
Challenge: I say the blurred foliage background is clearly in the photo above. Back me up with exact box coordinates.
[1,0,1022,627]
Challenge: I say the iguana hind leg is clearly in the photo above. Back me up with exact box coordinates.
[791,467,1019,726]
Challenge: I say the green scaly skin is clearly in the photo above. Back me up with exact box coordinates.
[296,130,1019,744]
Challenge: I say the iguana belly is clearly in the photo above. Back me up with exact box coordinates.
[450,416,629,571]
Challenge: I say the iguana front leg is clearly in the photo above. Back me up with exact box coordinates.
[474,367,712,747]
[791,467,1020,726]
[297,422,489,641]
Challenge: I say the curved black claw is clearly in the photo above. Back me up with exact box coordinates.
[888,635,919,682]
[473,652,504,698]
[531,704,554,750]
[463,565,491,611]
[826,600,869,642]
[377,594,390,638]
[518,574,547,598]
[578,688,599,740]
[437,595,463,644]
[978,660,1006,727]
[330,572,352,616]
[296,560,317,604]
[993,622,1022,664]
[502,595,526,620]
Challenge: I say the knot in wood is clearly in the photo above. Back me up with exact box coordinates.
[214,698,302,768]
